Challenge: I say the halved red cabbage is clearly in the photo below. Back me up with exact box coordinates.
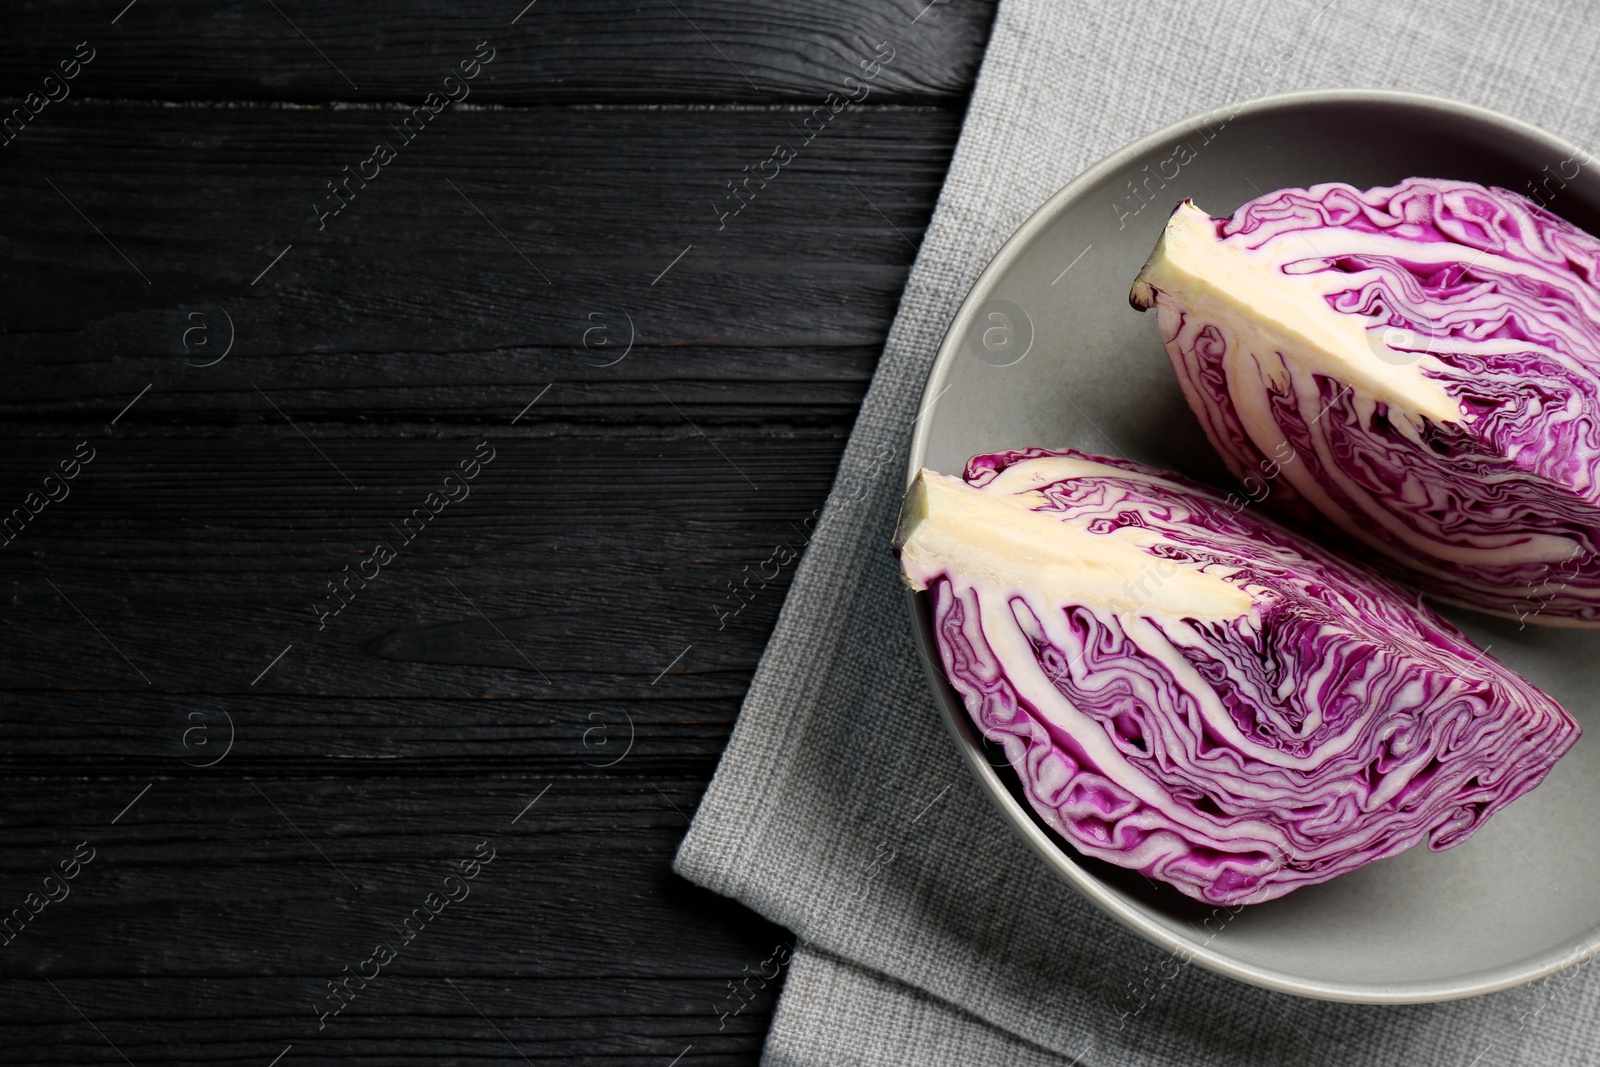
[895,448,1576,904]
[1131,179,1600,625]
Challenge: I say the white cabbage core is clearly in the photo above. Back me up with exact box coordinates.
[1133,201,1465,428]
[895,459,1255,622]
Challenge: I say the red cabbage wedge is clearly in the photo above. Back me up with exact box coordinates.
[1130,179,1600,625]
[895,448,1577,905]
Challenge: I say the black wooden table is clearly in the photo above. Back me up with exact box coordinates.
[0,2,993,1063]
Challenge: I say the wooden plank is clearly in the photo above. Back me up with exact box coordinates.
[1,103,956,399]
[1,0,993,104]
[0,345,881,420]
[0,777,760,975]
[0,777,793,1065]
[0,426,850,696]
[2,976,787,1065]
[0,693,751,775]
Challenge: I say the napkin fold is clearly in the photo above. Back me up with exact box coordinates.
[677,0,1600,1061]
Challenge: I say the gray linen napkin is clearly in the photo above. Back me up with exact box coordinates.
[675,0,1600,1062]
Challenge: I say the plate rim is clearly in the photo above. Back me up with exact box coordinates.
[903,86,1600,1003]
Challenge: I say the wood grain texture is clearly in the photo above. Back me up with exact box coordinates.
[1,0,992,104]
[0,777,793,1065]
[0,0,991,1060]
[0,429,850,696]
[1,103,955,382]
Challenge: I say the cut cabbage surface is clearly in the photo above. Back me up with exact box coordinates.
[1132,179,1600,625]
[896,448,1578,904]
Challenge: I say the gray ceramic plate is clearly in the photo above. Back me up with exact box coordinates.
[906,89,1600,1003]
